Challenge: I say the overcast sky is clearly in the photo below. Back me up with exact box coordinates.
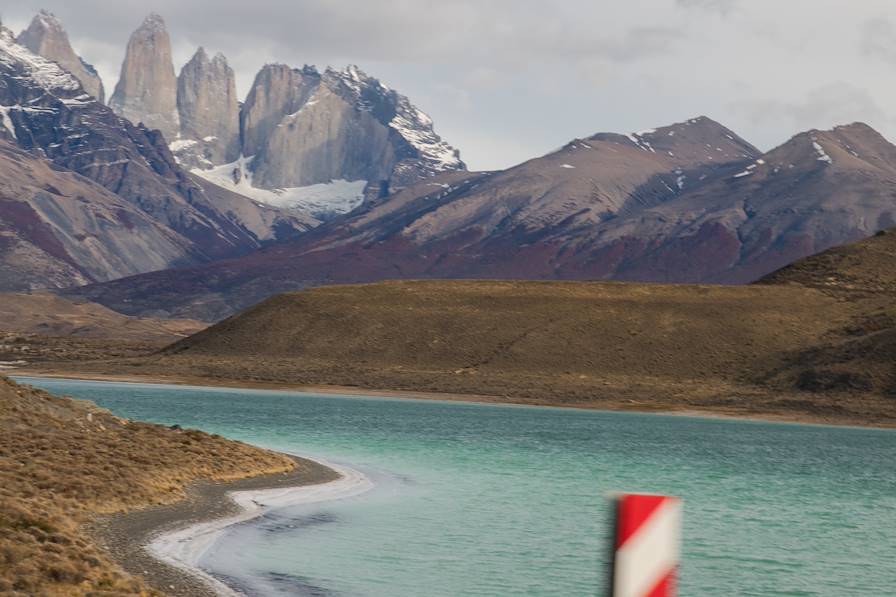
[4,0,896,170]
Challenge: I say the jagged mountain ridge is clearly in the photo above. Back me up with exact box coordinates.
[175,46,241,166]
[236,63,465,192]
[93,13,464,219]
[0,25,313,290]
[17,11,465,220]
[179,61,466,218]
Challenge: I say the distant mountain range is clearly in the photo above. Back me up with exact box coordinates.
[1,11,894,319]
[69,117,896,320]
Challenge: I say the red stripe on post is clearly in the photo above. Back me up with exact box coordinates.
[644,569,676,597]
[615,494,669,549]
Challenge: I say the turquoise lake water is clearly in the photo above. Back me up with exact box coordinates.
[16,377,896,596]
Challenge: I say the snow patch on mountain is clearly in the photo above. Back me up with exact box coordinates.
[0,107,16,138]
[812,139,833,164]
[0,27,82,93]
[193,155,365,218]
[626,131,656,153]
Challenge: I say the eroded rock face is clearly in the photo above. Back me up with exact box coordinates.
[16,10,105,102]
[241,64,464,192]
[109,13,179,140]
[176,47,241,167]
[240,64,320,159]
[251,82,395,188]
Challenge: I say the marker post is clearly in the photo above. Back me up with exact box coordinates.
[609,494,682,597]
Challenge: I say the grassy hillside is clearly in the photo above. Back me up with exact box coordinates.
[758,228,896,397]
[165,281,843,385]
[0,376,322,596]
[0,293,206,372]
[761,229,895,295]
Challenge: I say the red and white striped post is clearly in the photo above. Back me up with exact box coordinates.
[609,494,682,597]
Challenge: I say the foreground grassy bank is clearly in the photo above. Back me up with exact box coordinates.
[0,376,332,596]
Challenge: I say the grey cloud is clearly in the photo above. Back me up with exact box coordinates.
[676,0,739,15]
[3,1,895,170]
[861,17,896,64]
[729,84,891,144]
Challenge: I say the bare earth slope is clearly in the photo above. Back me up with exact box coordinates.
[0,376,325,595]
[0,140,195,291]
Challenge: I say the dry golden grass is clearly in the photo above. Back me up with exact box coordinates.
[0,376,295,596]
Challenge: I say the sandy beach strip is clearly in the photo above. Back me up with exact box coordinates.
[88,455,367,597]
[13,369,896,429]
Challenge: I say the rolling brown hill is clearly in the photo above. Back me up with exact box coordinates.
[68,228,883,426]
[0,293,205,372]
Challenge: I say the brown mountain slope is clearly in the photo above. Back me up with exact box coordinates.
[0,140,196,291]
[589,123,896,283]
[67,121,896,322]
[0,376,326,596]
[67,117,762,320]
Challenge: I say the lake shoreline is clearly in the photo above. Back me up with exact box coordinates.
[88,455,342,597]
[14,369,896,430]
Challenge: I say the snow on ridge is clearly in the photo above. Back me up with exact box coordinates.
[323,64,462,172]
[191,155,364,219]
[390,97,463,170]
[0,27,81,93]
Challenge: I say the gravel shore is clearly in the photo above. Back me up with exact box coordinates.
[88,456,338,596]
